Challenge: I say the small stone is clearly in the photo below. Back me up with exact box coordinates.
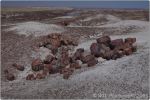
[73,48,84,60]
[12,63,25,71]
[6,73,15,81]
[90,43,101,57]
[103,50,114,60]
[26,74,35,80]
[31,59,44,71]
[110,39,124,49]
[60,51,70,68]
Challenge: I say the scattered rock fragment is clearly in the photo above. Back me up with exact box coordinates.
[110,39,124,49]
[59,51,70,68]
[31,59,44,71]
[26,74,35,80]
[12,63,25,71]
[6,74,15,81]
[90,43,101,57]
[10,32,137,81]
[103,50,114,60]
[4,69,15,81]
[73,48,84,60]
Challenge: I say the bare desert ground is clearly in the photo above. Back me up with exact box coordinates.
[1,7,149,99]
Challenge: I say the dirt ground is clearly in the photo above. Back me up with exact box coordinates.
[1,8,149,99]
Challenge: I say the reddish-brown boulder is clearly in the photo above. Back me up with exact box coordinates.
[90,43,102,57]
[125,38,136,44]
[60,51,70,68]
[97,36,111,46]
[90,43,110,57]
[12,63,25,71]
[103,50,114,60]
[31,59,44,71]
[73,48,84,60]
[110,39,124,49]
[26,74,35,80]
[115,43,131,51]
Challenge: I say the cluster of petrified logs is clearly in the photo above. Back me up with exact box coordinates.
[5,34,137,81]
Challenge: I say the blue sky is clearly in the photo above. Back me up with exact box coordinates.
[1,1,149,9]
